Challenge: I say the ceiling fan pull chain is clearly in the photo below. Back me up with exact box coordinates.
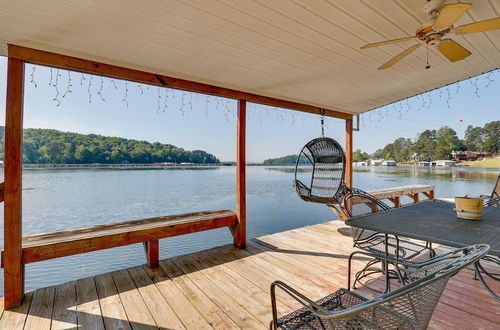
[425,43,431,69]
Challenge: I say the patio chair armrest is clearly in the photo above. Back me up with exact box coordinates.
[270,280,333,328]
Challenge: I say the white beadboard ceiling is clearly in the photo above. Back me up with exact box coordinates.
[0,0,499,115]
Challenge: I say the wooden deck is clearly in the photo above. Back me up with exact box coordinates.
[1,220,498,329]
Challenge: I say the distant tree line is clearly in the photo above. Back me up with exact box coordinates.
[0,127,220,164]
[263,154,310,165]
[372,121,499,162]
[263,121,499,164]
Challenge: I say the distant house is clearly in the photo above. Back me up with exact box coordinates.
[410,153,420,162]
[354,161,367,166]
[451,150,497,161]
[382,160,397,166]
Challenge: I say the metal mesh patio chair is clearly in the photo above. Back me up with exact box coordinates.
[270,244,489,330]
[340,188,435,292]
[482,175,500,208]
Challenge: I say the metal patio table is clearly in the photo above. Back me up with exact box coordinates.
[345,200,500,299]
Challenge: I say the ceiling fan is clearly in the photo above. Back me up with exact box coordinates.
[361,0,500,70]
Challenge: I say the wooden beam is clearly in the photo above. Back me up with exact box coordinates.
[344,118,353,217]
[143,240,159,268]
[4,57,25,309]
[6,45,352,119]
[233,100,246,248]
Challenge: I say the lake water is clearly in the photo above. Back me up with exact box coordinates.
[0,165,498,295]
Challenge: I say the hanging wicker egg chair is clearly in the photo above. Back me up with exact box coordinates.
[294,137,346,204]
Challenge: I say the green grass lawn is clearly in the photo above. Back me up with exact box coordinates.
[457,157,500,168]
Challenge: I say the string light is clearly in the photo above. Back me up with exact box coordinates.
[62,71,72,98]
[455,81,460,94]
[157,87,161,114]
[137,84,144,94]
[426,92,432,110]
[163,88,168,113]
[97,76,105,102]
[88,75,93,103]
[52,69,61,107]
[485,72,494,88]
[180,91,186,116]
[111,79,118,90]
[49,68,54,86]
[470,77,480,98]
[30,65,37,88]
[122,81,129,107]
[446,85,451,109]
[80,73,86,86]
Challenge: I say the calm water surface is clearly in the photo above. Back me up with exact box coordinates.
[0,166,498,295]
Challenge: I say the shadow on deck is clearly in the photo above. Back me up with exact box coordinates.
[0,220,498,329]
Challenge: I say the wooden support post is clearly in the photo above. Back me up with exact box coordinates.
[368,202,378,214]
[233,99,246,248]
[422,190,434,200]
[344,118,353,217]
[143,240,159,268]
[4,57,25,309]
[407,193,420,203]
[389,196,401,208]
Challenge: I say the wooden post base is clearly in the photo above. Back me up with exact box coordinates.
[143,240,159,268]
[231,223,246,248]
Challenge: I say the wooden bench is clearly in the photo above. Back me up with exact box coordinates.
[1,209,238,268]
[328,184,435,219]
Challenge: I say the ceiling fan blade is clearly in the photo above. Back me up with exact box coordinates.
[455,17,500,34]
[361,36,416,49]
[378,44,421,70]
[433,3,472,29]
[437,39,471,62]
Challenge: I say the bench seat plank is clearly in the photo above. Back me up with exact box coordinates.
[2,209,237,265]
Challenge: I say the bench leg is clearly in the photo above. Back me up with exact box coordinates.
[143,240,159,268]
[422,190,434,200]
[389,197,401,208]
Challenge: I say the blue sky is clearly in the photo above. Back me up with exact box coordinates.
[0,56,498,162]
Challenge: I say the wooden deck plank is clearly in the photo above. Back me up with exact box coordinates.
[0,292,32,329]
[127,266,186,329]
[111,269,157,330]
[0,219,498,329]
[51,282,77,330]
[200,248,301,311]
[159,259,240,330]
[170,257,265,329]
[24,286,55,330]
[187,251,275,322]
[75,277,104,330]
[94,273,131,330]
[143,266,213,330]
